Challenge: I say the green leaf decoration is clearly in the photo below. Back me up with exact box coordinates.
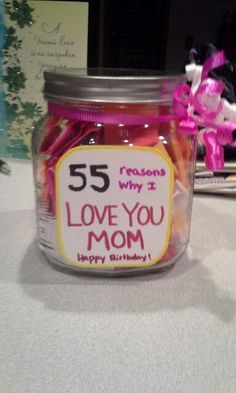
[2,0,43,158]
[8,0,34,28]
[3,65,26,93]
[20,102,43,118]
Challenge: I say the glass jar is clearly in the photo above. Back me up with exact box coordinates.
[32,68,197,276]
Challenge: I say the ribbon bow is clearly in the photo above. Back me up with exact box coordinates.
[174,50,236,170]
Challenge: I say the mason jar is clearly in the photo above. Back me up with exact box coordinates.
[32,68,197,276]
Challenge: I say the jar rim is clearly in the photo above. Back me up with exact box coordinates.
[44,67,186,103]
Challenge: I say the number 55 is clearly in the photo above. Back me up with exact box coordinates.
[68,164,110,193]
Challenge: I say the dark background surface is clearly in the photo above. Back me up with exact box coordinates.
[87,0,236,72]
[53,0,236,158]
[87,0,236,158]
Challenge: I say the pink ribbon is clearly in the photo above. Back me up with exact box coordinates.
[173,84,191,118]
[203,131,224,170]
[191,78,224,120]
[48,51,236,171]
[174,50,236,169]
[48,102,178,126]
[173,75,225,121]
[201,50,226,80]
[217,121,236,146]
[178,120,197,135]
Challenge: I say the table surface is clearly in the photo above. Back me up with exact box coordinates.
[1,159,236,393]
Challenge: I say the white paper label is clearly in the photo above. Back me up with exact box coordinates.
[55,146,174,268]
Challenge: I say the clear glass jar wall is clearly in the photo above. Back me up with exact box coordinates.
[32,69,197,276]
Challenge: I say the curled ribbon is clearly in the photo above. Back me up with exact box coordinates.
[173,83,191,118]
[201,50,226,80]
[217,121,236,146]
[191,78,224,120]
[203,131,224,170]
[174,50,236,169]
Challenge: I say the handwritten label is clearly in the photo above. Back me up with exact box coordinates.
[55,146,174,268]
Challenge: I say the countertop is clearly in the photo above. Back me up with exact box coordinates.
[1,159,236,393]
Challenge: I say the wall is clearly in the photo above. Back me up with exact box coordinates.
[165,0,236,71]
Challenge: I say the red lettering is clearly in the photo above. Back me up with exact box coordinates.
[87,230,110,251]
[122,202,139,227]
[87,229,145,251]
[94,205,118,226]
[110,231,126,248]
[108,205,118,225]
[82,204,95,226]
[66,202,82,227]
[93,205,108,224]
[66,203,118,228]
[150,206,165,225]
[127,230,144,249]
[137,206,150,225]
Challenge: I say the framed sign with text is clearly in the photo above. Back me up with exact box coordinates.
[0,0,88,158]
